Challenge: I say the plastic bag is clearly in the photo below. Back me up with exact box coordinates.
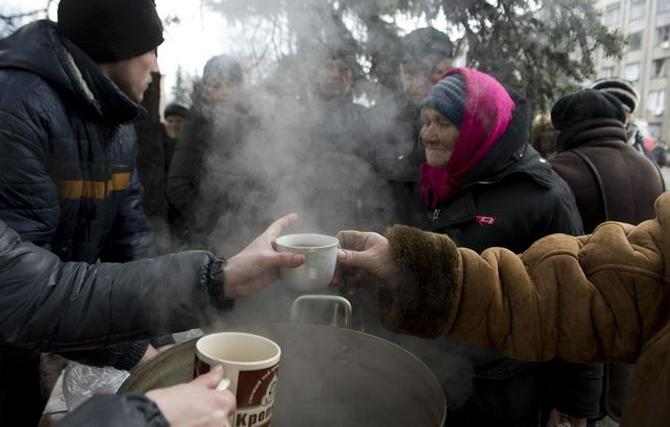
[62,362,130,410]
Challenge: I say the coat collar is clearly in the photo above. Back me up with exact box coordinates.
[557,119,627,152]
[0,20,145,126]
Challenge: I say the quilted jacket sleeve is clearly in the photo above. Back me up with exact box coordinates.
[0,220,230,353]
[380,207,669,364]
[0,103,60,246]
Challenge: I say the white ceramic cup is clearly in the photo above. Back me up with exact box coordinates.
[275,233,339,293]
[194,332,281,427]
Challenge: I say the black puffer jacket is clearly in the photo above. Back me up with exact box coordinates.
[380,94,600,426]
[0,20,153,263]
[0,219,229,426]
[0,20,156,424]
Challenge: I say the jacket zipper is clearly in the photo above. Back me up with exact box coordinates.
[432,209,441,222]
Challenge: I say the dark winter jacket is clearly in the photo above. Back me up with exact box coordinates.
[57,393,168,427]
[0,20,155,423]
[166,99,260,248]
[551,119,665,233]
[0,21,154,263]
[391,94,601,425]
[135,72,168,223]
[307,91,368,157]
[0,219,230,426]
[364,94,423,185]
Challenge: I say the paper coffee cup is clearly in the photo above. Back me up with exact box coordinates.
[194,332,281,427]
[275,233,339,292]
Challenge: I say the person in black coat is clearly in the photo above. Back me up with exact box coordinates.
[0,215,303,426]
[166,54,263,251]
[0,0,170,422]
[356,68,600,427]
[549,89,666,422]
[163,103,189,173]
[364,28,455,222]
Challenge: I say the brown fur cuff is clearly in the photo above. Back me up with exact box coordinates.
[380,225,461,338]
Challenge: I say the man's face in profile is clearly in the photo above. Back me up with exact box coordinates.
[318,57,353,99]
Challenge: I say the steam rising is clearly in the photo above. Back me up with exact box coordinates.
[160,3,476,415]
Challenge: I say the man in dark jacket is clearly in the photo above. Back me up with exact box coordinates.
[0,215,303,426]
[291,47,393,234]
[166,54,263,252]
[0,0,167,423]
[364,28,454,220]
[549,89,666,421]
[163,103,189,173]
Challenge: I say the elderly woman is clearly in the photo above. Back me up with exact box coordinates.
[377,68,599,427]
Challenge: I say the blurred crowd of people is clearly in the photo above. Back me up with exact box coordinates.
[0,0,668,426]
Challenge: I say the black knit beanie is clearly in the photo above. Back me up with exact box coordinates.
[551,89,626,131]
[57,0,164,63]
[164,103,189,118]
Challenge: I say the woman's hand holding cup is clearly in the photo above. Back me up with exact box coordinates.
[334,230,396,282]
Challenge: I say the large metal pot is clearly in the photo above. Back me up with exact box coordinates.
[119,323,446,426]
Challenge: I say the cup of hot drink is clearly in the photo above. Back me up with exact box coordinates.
[194,332,281,427]
[275,233,339,292]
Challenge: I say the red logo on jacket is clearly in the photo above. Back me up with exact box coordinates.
[475,215,496,226]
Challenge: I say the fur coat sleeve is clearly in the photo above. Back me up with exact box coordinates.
[380,193,670,365]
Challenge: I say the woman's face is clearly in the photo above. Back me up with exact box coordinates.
[420,107,460,169]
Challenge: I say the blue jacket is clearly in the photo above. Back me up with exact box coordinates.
[0,20,153,263]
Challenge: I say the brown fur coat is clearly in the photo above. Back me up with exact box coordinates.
[381,192,670,427]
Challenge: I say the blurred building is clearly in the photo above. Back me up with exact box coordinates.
[596,0,670,143]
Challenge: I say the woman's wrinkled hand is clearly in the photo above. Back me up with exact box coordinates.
[334,230,396,283]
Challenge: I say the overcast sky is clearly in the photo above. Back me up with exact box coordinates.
[2,0,446,104]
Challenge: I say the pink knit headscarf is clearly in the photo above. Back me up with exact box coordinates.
[419,68,516,208]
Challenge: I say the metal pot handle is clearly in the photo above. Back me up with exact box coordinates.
[290,295,352,328]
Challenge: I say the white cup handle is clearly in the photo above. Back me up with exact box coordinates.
[216,378,231,391]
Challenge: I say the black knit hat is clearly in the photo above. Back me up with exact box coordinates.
[57,0,164,63]
[402,28,454,68]
[164,103,189,118]
[590,78,638,114]
[551,89,626,131]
